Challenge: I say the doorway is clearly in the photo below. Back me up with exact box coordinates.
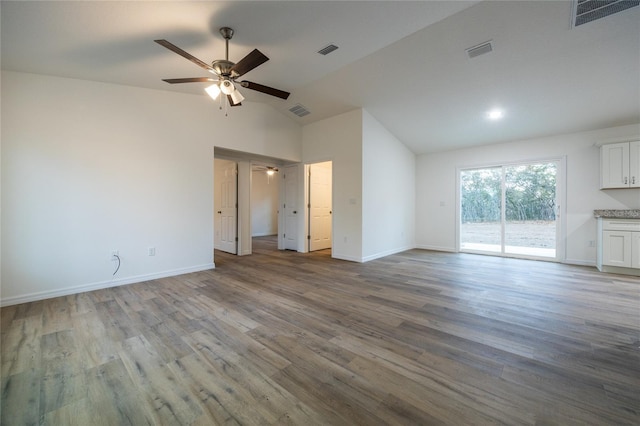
[214,158,238,254]
[308,161,333,252]
[251,165,279,238]
[459,159,562,260]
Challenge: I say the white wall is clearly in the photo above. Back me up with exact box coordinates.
[251,170,279,236]
[1,71,301,305]
[302,108,417,262]
[303,109,363,261]
[416,123,640,265]
[362,110,416,261]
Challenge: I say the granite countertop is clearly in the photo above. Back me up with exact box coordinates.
[593,209,640,219]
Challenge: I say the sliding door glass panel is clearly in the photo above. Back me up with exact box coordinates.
[504,163,557,258]
[460,168,502,253]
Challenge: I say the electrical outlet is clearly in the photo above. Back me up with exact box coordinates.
[588,240,595,247]
[148,247,156,256]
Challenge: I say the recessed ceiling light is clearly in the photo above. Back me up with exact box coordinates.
[486,109,504,120]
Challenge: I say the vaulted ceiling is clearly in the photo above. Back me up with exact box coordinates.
[2,1,638,153]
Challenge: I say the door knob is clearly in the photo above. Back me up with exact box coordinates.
[293,210,297,214]
[217,211,222,214]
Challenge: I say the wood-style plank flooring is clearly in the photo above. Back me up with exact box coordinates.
[2,236,639,425]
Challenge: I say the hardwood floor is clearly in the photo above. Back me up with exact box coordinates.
[2,236,639,425]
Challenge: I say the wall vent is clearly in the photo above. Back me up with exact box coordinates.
[318,44,339,55]
[289,104,311,117]
[572,0,639,27]
[466,40,493,59]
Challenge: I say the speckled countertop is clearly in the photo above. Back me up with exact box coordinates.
[593,209,640,219]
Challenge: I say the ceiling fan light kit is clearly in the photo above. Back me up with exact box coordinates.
[155,27,290,114]
[205,83,221,100]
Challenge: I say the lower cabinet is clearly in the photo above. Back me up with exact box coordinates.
[597,218,640,275]
[633,232,640,269]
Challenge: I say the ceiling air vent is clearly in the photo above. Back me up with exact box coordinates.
[466,40,493,59]
[289,104,311,118]
[318,44,339,55]
[572,0,639,27]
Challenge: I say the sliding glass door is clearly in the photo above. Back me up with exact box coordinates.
[460,160,559,259]
[460,167,502,253]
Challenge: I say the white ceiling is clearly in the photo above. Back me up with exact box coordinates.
[2,1,639,154]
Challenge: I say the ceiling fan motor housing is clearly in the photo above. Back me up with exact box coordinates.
[211,60,236,77]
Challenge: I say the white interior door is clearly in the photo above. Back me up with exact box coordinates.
[283,165,298,250]
[217,161,238,254]
[309,162,332,251]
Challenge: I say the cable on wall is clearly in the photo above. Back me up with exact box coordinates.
[112,254,121,276]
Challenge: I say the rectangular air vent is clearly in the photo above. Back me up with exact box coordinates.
[318,44,339,55]
[572,0,639,27]
[466,40,493,59]
[289,104,311,117]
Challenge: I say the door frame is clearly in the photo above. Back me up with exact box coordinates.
[455,156,566,262]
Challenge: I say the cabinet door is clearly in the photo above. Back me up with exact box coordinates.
[602,231,631,267]
[630,141,640,188]
[632,232,640,269]
[601,143,629,188]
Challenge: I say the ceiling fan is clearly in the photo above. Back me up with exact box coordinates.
[155,27,290,108]
[253,165,279,175]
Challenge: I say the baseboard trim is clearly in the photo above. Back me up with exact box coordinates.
[415,244,457,253]
[361,246,414,263]
[563,259,596,267]
[332,253,364,263]
[0,263,216,307]
[252,233,277,237]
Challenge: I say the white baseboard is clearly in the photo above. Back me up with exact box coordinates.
[361,245,415,263]
[563,259,596,267]
[415,244,457,253]
[332,253,364,263]
[252,232,277,237]
[0,263,215,307]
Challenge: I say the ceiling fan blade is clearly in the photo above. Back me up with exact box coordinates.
[162,77,216,84]
[230,49,269,77]
[227,95,242,107]
[240,81,290,100]
[154,39,214,72]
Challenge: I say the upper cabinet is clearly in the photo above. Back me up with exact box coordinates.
[600,141,640,189]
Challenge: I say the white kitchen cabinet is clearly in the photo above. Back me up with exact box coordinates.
[597,218,640,276]
[633,231,640,269]
[600,141,640,189]
[602,230,632,267]
[631,141,640,188]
